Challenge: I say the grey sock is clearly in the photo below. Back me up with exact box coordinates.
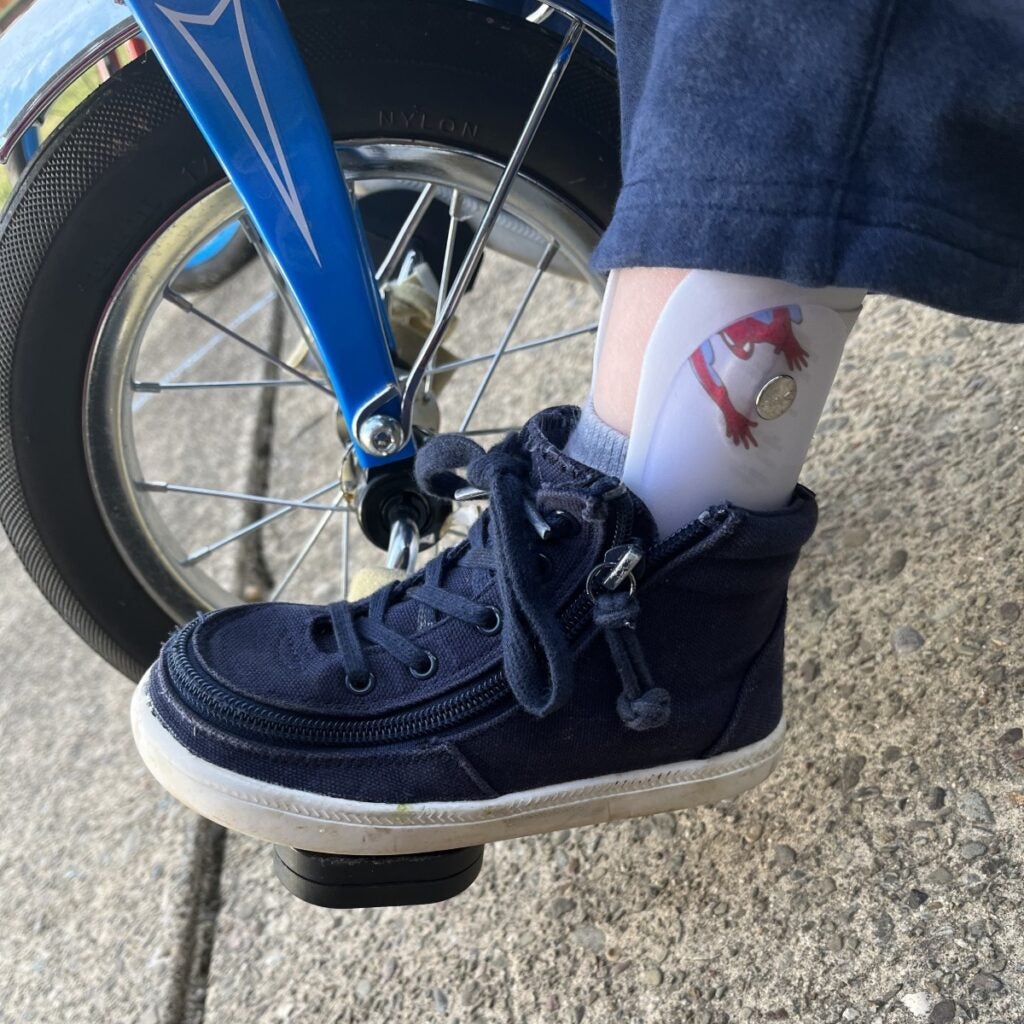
[564,399,629,479]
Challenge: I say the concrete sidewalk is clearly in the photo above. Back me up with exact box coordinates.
[1,295,1022,1024]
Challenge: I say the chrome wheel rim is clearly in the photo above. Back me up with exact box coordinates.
[85,141,602,622]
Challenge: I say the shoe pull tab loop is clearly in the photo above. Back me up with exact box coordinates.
[588,544,671,732]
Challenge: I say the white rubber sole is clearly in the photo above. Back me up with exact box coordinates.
[131,669,785,855]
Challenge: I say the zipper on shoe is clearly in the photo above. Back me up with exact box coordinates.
[163,622,511,747]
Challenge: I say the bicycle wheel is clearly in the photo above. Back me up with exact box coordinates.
[172,222,255,293]
[0,0,620,678]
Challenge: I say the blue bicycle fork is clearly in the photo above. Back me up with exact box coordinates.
[125,0,586,468]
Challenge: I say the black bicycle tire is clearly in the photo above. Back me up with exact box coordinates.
[0,0,620,679]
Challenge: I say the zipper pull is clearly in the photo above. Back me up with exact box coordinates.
[603,545,642,590]
[585,543,643,600]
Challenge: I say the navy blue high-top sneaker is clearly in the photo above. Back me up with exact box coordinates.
[131,407,817,855]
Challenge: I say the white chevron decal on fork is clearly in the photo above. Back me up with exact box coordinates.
[156,0,322,265]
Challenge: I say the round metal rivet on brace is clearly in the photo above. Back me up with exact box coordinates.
[755,375,797,420]
[357,413,404,456]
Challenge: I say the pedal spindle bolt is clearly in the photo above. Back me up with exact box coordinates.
[358,414,404,456]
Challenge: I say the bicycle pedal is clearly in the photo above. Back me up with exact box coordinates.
[272,844,486,908]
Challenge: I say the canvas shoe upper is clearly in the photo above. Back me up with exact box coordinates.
[134,407,817,852]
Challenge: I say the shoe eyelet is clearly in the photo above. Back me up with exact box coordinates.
[344,671,376,695]
[536,552,553,579]
[409,651,438,679]
[547,509,580,539]
[476,606,502,635]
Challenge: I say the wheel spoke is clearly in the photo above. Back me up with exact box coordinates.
[424,189,463,399]
[137,479,352,512]
[133,378,325,393]
[164,288,335,397]
[420,322,597,378]
[181,480,341,565]
[238,214,325,375]
[436,190,462,322]
[132,289,278,411]
[459,239,558,432]
[375,183,440,284]
[399,17,584,437]
[269,489,348,601]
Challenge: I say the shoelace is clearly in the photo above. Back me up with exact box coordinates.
[328,429,670,730]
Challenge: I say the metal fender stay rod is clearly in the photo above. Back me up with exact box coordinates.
[396,17,584,444]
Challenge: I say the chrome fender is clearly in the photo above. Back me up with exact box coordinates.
[0,0,137,162]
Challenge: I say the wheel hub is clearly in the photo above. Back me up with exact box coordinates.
[354,456,451,555]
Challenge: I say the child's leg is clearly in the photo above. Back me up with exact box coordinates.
[590,268,689,434]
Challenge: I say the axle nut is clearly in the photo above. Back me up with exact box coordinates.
[357,414,404,456]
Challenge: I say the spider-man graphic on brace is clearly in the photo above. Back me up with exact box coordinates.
[688,306,808,449]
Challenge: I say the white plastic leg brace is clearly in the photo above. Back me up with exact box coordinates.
[620,271,864,537]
